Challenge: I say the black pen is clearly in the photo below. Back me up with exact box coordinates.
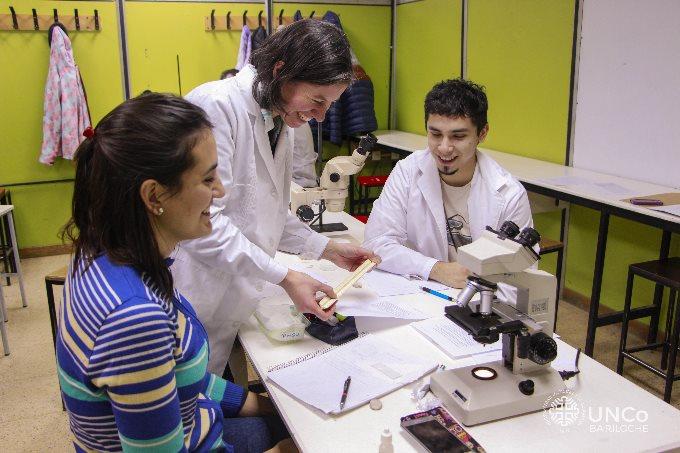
[420,286,453,302]
[339,375,351,410]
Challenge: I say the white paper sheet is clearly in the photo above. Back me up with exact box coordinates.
[361,269,452,297]
[336,292,430,320]
[267,334,437,414]
[538,176,637,197]
[411,316,501,359]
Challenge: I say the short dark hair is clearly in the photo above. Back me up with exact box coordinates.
[424,79,488,134]
[250,19,352,111]
[62,93,212,300]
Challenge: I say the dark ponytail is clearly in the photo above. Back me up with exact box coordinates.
[61,93,212,300]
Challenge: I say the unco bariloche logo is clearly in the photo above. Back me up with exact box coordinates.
[543,389,586,431]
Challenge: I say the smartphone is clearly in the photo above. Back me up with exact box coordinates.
[402,416,472,453]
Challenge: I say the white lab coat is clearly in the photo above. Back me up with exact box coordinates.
[363,149,533,280]
[172,65,330,374]
[292,123,319,188]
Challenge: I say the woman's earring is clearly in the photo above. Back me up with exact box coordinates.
[157,207,164,216]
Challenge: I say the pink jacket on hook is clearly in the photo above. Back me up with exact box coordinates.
[39,27,90,165]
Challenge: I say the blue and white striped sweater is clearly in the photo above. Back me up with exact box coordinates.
[57,254,246,452]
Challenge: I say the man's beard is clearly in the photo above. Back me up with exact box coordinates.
[438,167,459,176]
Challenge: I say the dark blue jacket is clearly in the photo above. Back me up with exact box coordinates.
[310,11,377,145]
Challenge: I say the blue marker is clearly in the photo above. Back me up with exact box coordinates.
[420,286,453,302]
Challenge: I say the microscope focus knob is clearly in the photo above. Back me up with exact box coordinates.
[518,379,535,396]
[528,332,558,365]
[517,227,541,248]
[296,205,315,223]
[330,173,340,183]
[499,220,520,239]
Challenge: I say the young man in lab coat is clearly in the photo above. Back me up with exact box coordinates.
[363,79,533,288]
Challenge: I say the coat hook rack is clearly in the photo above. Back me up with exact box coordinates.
[204,9,295,31]
[1,7,102,31]
[9,6,18,29]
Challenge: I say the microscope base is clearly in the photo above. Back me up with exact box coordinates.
[310,222,348,233]
[430,361,565,426]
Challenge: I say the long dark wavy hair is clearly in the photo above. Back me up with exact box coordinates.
[61,93,212,300]
[250,19,353,112]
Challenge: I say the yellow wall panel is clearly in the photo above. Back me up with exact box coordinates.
[395,0,461,134]
[0,0,123,248]
[467,0,574,164]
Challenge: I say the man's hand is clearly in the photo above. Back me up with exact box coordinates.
[279,269,336,320]
[320,241,381,272]
[429,261,471,288]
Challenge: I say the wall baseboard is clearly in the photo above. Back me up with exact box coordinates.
[562,287,661,342]
[19,244,72,259]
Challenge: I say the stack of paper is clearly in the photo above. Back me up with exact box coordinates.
[267,334,437,414]
[411,316,501,360]
[361,269,452,297]
[334,288,430,320]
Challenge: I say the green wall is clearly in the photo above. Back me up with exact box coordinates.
[393,0,680,326]
[0,0,123,248]
[395,0,461,134]
[2,0,391,249]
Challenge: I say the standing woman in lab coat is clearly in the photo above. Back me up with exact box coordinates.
[173,19,379,374]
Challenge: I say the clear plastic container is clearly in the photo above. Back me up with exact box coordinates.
[254,304,310,342]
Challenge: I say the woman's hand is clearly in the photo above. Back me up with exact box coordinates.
[266,438,299,453]
[238,392,275,417]
[320,241,381,272]
[279,269,336,320]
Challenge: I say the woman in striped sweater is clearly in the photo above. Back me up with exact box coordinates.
[57,93,293,452]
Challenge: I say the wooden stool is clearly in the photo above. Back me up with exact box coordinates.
[617,257,680,402]
[539,236,565,329]
[0,189,17,286]
[45,266,67,351]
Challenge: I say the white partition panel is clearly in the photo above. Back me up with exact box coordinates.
[573,0,680,189]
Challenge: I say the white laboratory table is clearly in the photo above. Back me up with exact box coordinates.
[238,212,680,453]
[369,130,680,357]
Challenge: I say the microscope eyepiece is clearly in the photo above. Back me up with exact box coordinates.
[499,220,520,239]
[517,227,541,248]
[356,133,378,155]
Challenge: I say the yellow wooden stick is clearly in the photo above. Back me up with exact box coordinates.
[318,259,376,310]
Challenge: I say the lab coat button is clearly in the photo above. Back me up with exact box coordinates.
[270,190,276,197]
[232,322,240,328]
[255,283,264,292]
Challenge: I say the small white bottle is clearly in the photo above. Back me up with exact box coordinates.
[378,428,394,453]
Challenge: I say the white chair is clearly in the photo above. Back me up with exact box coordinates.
[0,204,28,356]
